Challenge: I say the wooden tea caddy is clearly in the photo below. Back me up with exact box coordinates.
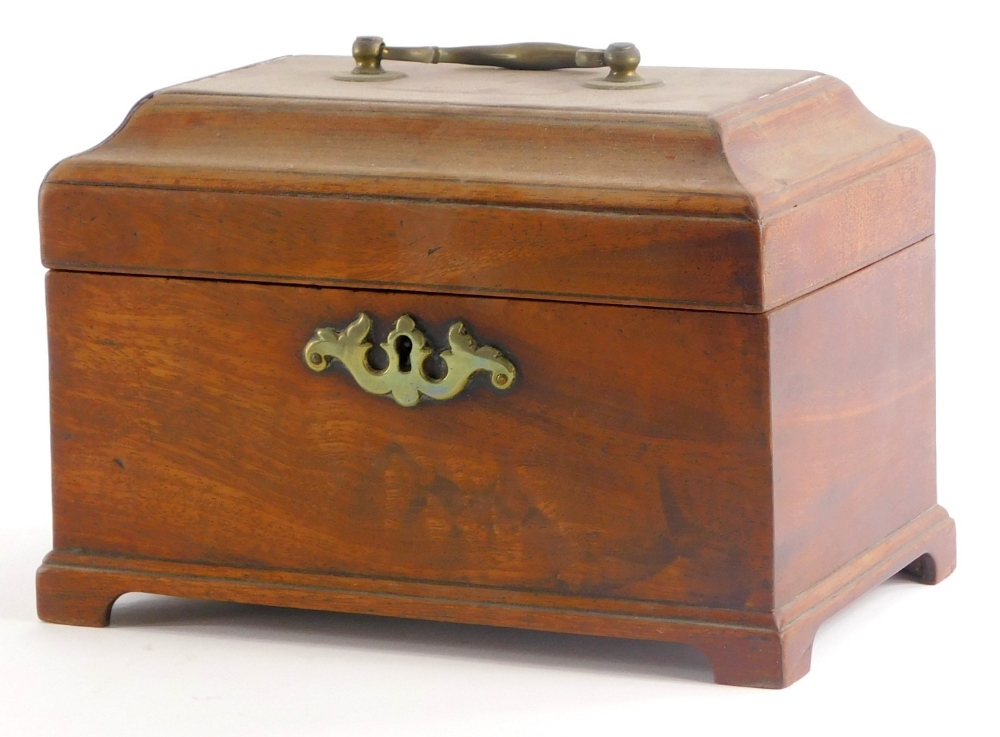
[36,40,956,688]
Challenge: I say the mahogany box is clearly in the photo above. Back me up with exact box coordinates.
[36,47,956,688]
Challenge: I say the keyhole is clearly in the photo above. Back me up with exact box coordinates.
[395,335,413,373]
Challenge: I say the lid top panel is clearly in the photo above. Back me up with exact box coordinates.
[172,55,819,117]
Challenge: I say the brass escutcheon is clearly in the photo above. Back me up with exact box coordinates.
[303,313,516,407]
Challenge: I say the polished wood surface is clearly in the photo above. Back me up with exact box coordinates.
[37,503,953,689]
[38,241,955,687]
[40,59,933,312]
[37,58,954,688]
[40,184,764,311]
[770,237,938,608]
[44,271,774,609]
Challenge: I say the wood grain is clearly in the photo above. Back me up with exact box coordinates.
[45,271,774,610]
[40,183,764,311]
[40,59,933,312]
[770,237,938,607]
[36,57,954,687]
[38,242,956,687]
[36,503,955,689]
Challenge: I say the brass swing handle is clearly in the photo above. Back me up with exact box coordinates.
[345,36,659,88]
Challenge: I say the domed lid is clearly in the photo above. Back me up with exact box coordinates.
[40,55,932,312]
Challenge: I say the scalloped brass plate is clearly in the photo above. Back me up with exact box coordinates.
[303,313,516,407]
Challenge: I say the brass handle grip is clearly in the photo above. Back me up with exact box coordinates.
[339,36,660,89]
[382,42,597,71]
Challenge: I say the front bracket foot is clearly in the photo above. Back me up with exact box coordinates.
[36,563,124,627]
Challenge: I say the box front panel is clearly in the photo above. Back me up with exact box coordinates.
[48,272,773,611]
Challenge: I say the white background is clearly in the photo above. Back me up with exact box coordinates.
[2,1,996,735]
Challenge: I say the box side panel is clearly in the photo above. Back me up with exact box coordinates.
[47,272,773,612]
[760,147,934,309]
[769,238,936,608]
[714,72,935,310]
